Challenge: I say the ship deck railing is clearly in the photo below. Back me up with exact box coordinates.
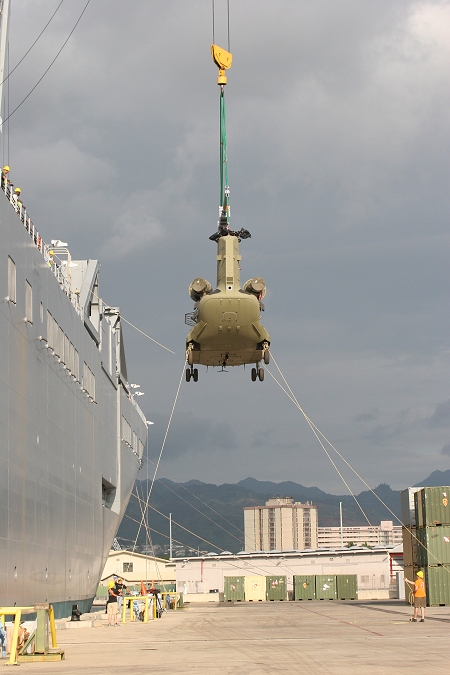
[2,179,82,317]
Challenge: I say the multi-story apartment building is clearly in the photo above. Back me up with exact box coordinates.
[244,497,318,552]
[317,521,402,548]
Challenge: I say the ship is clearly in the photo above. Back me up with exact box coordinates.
[0,1,147,618]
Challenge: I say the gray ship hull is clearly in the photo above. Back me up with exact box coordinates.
[0,187,147,618]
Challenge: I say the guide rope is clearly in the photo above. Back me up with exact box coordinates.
[132,360,186,552]
[268,354,373,528]
[267,353,449,568]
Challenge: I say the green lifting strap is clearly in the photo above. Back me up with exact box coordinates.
[219,88,229,222]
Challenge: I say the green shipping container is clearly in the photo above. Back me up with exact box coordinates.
[417,526,450,566]
[315,575,337,600]
[402,526,418,566]
[266,576,287,601]
[415,487,450,528]
[336,575,358,600]
[223,576,245,602]
[293,575,316,600]
[425,566,450,606]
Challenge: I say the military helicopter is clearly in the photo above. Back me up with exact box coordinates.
[185,45,270,383]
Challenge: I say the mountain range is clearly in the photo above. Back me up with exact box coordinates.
[117,469,450,554]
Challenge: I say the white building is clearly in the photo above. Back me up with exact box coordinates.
[175,546,403,601]
[244,497,318,552]
[101,550,176,587]
[318,521,402,548]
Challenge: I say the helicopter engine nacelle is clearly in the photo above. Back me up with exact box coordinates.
[189,278,212,302]
[243,277,266,299]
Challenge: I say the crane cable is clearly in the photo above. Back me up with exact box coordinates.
[219,87,229,222]
[212,0,230,223]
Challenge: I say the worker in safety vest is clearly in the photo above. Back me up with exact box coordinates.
[1,165,9,189]
[405,570,426,622]
[13,187,22,210]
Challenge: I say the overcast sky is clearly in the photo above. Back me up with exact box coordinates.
[6,0,450,494]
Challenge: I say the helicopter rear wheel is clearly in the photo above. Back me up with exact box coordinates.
[251,368,257,382]
[193,368,198,382]
[186,369,191,382]
[258,368,265,382]
[187,351,194,367]
[263,350,270,365]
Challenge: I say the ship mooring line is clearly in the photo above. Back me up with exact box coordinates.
[0,0,66,87]
[0,0,92,129]
[137,472,245,547]
[138,457,250,546]
[132,360,186,553]
[132,483,169,591]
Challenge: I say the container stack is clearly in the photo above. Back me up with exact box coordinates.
[410,486,450,606]
[401,487,422,594]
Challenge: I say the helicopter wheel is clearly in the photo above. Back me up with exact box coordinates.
[186,369,191,382]
[264,350,270,365]
[251,368,257,382]
[193,368,198,382]
[187,351,194,367]
[258,368,265,382]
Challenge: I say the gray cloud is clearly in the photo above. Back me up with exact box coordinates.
[426,401,450,429]
[6,0,450,492]
[441,444,450,457]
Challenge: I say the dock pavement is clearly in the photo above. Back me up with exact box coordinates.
[20,600,450,674]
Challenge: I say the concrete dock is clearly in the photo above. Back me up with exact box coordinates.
[20,600,450,674]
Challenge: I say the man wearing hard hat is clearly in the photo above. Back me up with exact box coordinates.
[1,165,9,189]
[405,570,426,622]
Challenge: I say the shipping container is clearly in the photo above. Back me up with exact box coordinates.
[266,576,287,601]
[425,565,450,606]
[223,576,245,602]
[402,526,418,566]
[403,565,417,605]
[415,487,450,528]
[401,487,423,527]
[293,575,315,601]
[416,526,450,566]
[315,575,337,600]
[244,575,265,602]
[336,574,357,600]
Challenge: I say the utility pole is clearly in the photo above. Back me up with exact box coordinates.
[339,502,343,547]
[169,513,172,561]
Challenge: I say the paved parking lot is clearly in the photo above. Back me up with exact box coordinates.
[22,600,450,674]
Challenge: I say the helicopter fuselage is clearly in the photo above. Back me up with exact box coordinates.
[186,234,270,369]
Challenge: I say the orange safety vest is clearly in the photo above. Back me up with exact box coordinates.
[414,578,426,598]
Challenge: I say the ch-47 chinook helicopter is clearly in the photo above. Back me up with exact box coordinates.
[185,44,270,383]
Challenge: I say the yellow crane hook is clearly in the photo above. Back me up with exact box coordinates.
[211,44,232,85]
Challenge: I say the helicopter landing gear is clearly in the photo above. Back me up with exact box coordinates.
[251,364,264,382]
[263,350,270,365]
[186,367,198,383]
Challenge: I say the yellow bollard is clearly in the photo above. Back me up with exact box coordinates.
[48,605,57,649]
[8,608,22,666]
